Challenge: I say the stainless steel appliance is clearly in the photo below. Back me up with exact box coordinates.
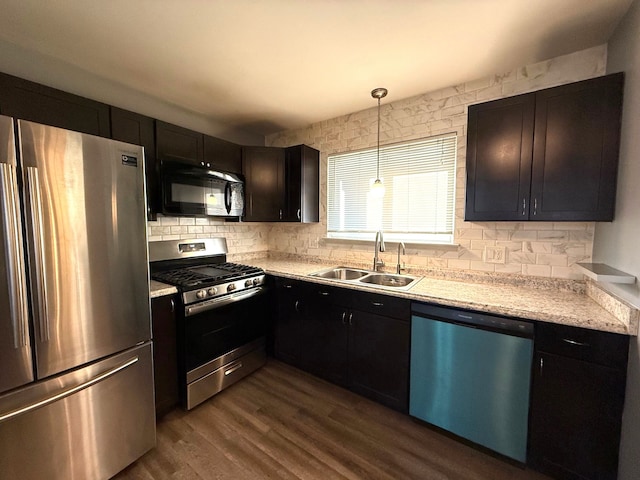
[160,161,244,217]
[149,238,267,410]
[0,116,155,479]
[410,303,533,463]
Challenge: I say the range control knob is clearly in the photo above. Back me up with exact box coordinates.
[196,289,207,299]
[207,287,217,296]
[253,277,261,286]
[227,283,236,292]
[245,279,253,287]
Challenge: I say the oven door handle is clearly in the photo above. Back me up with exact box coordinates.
[185,287,264,317]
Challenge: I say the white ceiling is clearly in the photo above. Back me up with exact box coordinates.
[0,0,633,138]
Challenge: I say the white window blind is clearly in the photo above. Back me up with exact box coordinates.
[327,134,457,244]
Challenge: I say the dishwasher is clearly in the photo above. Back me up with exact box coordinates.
[410,302,533,462]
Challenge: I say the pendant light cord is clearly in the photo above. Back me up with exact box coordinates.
[376,96,381,180]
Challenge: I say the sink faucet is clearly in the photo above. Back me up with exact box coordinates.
[373,230,385,271]
[396,242,406,274]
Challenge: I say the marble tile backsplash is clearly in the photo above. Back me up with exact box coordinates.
[264,45,608,280]
[147,215,270,258]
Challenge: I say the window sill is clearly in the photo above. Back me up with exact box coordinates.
[319,237,459,251]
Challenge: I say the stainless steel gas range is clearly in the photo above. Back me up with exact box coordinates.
[149,238,268,410]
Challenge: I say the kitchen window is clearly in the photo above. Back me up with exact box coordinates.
[327,133,457,244]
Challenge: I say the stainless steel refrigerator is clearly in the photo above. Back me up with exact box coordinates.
[0,115,155,479]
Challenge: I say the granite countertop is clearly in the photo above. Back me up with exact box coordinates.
[150,280,177,299]
[148,257,638,336]
[246,258,639,336]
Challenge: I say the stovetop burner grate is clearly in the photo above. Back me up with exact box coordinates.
[152,262,263,289]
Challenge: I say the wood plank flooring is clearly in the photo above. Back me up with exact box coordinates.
[114,360,551,480]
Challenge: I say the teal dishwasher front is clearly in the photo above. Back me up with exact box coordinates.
[410,303,533,462]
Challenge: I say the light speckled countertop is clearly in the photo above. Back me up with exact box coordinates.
[150,280,177,299]
[148,258,638,336]
[246,258,638,336]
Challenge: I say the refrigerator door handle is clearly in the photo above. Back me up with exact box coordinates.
[0,356,139,423]
[0,163,29,348]
[25,166,50,342]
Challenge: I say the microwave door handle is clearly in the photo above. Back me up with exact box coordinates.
[224,182,232,214]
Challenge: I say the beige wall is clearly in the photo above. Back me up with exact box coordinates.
[599,0,640,478]
[266,45,607,280]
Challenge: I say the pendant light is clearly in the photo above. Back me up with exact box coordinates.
[370,87,388,198]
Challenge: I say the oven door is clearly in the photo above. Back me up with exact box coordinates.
[180,287,267,408]
[161,162,244,217]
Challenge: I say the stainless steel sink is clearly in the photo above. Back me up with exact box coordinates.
[359,273,417,288]
[309,267,421,290]
[309,266,370,280]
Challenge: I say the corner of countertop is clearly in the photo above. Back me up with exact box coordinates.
[586,280,640,336]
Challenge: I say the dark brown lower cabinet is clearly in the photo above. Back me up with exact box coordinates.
[151,295,179,417]
[528,323,629,480]
[273,277,410,413]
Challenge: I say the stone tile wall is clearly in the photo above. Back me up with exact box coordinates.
[147,216,270,259]
[265,45,607,280]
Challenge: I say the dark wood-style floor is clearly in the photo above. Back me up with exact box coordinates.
[114,360,551,480]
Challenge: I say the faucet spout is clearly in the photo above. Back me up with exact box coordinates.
[373,231,385,271]
[396,242,406,274]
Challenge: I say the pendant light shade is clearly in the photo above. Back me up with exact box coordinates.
[371,87,388,197]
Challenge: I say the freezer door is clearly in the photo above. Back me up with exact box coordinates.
[18,120,151,379]
[0,342,155,480]
[0,115,33,394]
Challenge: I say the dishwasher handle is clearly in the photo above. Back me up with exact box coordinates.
[412,302,533,338]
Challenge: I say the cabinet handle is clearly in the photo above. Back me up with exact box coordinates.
[294,300,300,312]
[371,302,384,307]
[539,357,544,376]
[319,291,329,296]
[341,312,346,325]
[522,198,526,216]
[348,312,353,326]
[283,284,293,289]
[279,209,283,220]
[170,299,175,312]
[297,208,301,220]
[533,198,538,216]
[562,338,590,347]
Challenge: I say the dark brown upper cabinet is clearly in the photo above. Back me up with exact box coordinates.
[242,146,285,221]
[110,107,158,219]
[203,135,242,174]
[0,72,111,137]
[465,73,624,221]
[285,145,320,223]
[242,145,319,223]
[156,121,204,166]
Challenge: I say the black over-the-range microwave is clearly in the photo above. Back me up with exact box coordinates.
[160,161,245,218]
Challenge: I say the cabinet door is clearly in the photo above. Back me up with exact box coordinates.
[529,352,626,480]
[531,73,623,221]
[242,146,285,221]
[156,120,203,165]
[0,72,110,137]
[305,286,349,385]
[348,310,410,413]
[465,93,535,221]
[274,278,307,367]
[110,107,158,220]
[284,145,319,223]
[203,135,242,174]
[151,296,179,417]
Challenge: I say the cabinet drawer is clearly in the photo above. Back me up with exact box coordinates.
[307,283,352,307]
[535,322,629,370]
[352,291,410,320]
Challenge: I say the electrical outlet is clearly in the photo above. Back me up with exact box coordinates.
[484,246,507,264]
